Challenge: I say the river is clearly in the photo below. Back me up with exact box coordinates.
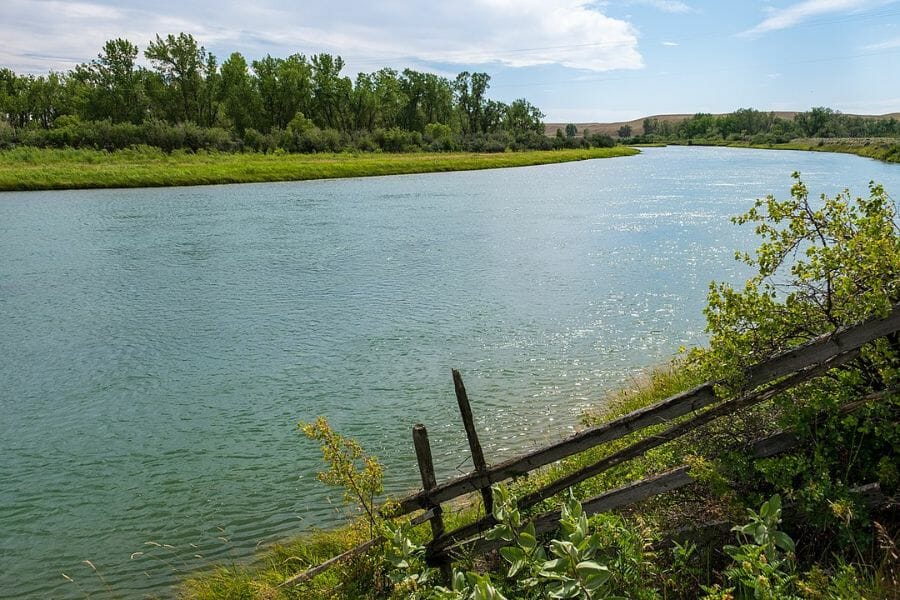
[1,146,898,598]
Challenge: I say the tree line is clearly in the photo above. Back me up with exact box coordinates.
[632,107,900,144]
[0,34,556,153]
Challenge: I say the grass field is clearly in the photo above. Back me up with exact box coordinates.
[0,146,639,191]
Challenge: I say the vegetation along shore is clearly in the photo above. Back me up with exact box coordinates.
[0,146,636,191]
[674,138,900,164]
[552,108,900,164]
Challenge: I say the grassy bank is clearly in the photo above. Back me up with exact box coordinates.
[0,146,638,191]
[183,361,896,599]
[183,365,710,600]
[673,138,900,163]
[769,138,900,162]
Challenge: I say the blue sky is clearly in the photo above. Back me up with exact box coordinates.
[4,0,899,121]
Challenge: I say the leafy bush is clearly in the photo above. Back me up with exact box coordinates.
[383,485,657,599]
[690,174,900,586]
[702,495,798,599]
[378,127,422,152]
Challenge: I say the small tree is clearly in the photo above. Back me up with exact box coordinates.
[565,123,577,138]
[702,173,899,375]
[300,417,384,538]
[697,174,899,532]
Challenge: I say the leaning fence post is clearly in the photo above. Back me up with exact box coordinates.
[412,424,452,583]
[451,369,494,516]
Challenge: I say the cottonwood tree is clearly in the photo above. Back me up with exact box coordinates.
[144,33,211,123]
[504,98,544,135]
[310,53,352,130]
[219,52,257,134]
[454,71,490,135]
[79,38,146,123]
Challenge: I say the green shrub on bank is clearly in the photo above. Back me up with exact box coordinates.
[0,118,573,155]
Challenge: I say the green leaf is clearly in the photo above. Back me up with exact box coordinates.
[773,530,795,552]
[541,558,566,573]
[518,530,537,551]
[583,573,611,592]
[499,546,526,574]
[550,580,581,599]
[452,570,467,591]
[575,560,609,578]
[486,524,513,542]
[754,523,767,545]
[550,539,576,560]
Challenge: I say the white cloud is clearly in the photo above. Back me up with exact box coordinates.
[631,0,693,13]
[743,0,878,36]
[662,41,680,46]
[864,36,900,49]
[2,0,643,74]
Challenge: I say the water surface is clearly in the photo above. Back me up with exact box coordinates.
[2,146,898,597]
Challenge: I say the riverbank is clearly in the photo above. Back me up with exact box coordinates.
[183,355,896,600]
[0,146,638,191]
[673,138,900,163]
[183,364,707,599]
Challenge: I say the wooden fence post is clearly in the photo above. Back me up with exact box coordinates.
[412,424,452,583]
[451,369,494,516]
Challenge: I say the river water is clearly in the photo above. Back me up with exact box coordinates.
[2,146,898,598]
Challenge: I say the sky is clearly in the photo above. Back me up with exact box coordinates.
[3,0,900,122]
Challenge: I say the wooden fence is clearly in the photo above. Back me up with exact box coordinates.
[283,304,900,587]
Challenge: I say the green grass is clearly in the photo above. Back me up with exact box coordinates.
[509,363,728,525]
[0,146,639,191]
[674,138,900,163]
[182,506,486,599]
[768,138,900,162]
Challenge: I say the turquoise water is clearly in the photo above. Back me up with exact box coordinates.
[2,146,898,598]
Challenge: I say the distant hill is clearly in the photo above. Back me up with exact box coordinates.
[544,112,900,137]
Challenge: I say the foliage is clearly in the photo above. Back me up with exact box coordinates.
[382,485,646,600]
[528,494,623,599]
[691,174,899,527]
[0,34,564,154]
[300,416,384,537]
[630,108,900,145]
[702,495,801,600]
[702,173,899,375]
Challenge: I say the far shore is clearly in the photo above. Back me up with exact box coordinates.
[666,138,899,163]
[0,147,638,192]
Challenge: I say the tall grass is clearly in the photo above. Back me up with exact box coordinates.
[0,147,638,191]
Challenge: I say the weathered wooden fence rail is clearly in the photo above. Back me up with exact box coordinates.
[395,303,900,517]
[283,304,900,587]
